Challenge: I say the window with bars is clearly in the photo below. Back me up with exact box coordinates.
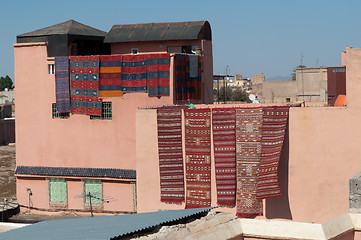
[52,103,70,119]
[90,102,112,120]
[49,178,67,205]
[48,64,55,74]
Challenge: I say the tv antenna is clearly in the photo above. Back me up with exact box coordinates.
[74,193,115,217]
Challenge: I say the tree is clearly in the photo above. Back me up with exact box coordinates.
[0,75,13,91]
[233,88,251,102]
[291,65,306,81]
[214,87,251,103]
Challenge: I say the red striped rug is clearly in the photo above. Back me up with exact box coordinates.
[157,109,185,204]
[184,108,212,208]
[212,108,236,206]
[235,107,263,218]
[257,106,289,199]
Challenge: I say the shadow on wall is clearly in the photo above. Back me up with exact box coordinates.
[265,121,293,220]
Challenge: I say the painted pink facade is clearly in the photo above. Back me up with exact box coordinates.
[136,47,361,225]
[14,21,213,214]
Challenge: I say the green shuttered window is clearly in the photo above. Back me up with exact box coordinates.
[84,179,102,204]
[49,178,67,204]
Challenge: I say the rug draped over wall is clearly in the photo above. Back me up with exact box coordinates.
[257,106,289,199]
[69,56,102,116]
[157,109,185,204]
[235,107,263,218]
[184,108,211,208]
[99,55,123,98]
[55,56,71,113]
[146,54,171,97]
[212,108,236,206]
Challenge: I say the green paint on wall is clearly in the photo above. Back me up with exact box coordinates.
[50,178,67,203]
[84,179,102,204]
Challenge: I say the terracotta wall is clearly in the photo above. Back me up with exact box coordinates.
[13,42,172,212]
[135,47,361,224]
[14,43,173,171]
[17,177,135,214]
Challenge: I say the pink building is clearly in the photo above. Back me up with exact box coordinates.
[14,20,213,214]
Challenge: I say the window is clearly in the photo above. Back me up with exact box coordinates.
[83,179,103,205]
[131,48,139,54]
[286,98,291,103]
[49,178,67,205]
[48,64,55,74]
[52,103,70,119]
[90,102,112,120]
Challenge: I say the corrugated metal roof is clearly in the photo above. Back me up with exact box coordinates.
[0,207,216,240]
[104,21,211,43]
[17,20,107,38]
[15,166,136,180]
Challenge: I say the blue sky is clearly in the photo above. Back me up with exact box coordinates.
[1,0,361,82]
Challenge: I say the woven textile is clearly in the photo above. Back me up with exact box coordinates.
[55,56,71,113]
[184,108,211,208]
[157,109,185,203]
[70,56,102,116]
[212,108,236,206]
[235,108,263,218]
[257,106,289,199]
[146,54,171,97]
[99,55,123,98]
[121,54,147,93]
[174,54,202,101]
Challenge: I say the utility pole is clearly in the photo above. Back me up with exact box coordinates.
[301,54,305,101]
[224,66,230,103]
[88,192,93,217]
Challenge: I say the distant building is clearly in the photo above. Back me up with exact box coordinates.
[295,67,327,102]
[256,67,344,104]
[0,90,15,105]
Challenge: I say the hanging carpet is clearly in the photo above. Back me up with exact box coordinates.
[212,108,236,206]
[146,54,171,97]
[99,55,123,98]
[121,54,147,93]
[184,108,212,208]
[157,108,185,204]
[257,106,289,199]
[69,56,102,116]
[235,107,263,218]
[55,56,71,113]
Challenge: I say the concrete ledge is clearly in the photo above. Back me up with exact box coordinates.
[13,42,47,48]
[322,213,354,239]
[241,218,324,240]
[139,212,361,240]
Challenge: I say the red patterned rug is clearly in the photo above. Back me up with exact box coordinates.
[184,108,211,208]
[146,53,171,97]
[157,109,185,204]
[257,106,289,199]
[235,107,263,218]
[69,56,102,116]
[212,108,236,206]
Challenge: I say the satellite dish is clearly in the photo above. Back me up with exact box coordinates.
[253,100,260,104]
[249,94,256,101]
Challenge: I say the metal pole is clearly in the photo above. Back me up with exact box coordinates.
[217,78,220,103]
[89,192,93,218]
